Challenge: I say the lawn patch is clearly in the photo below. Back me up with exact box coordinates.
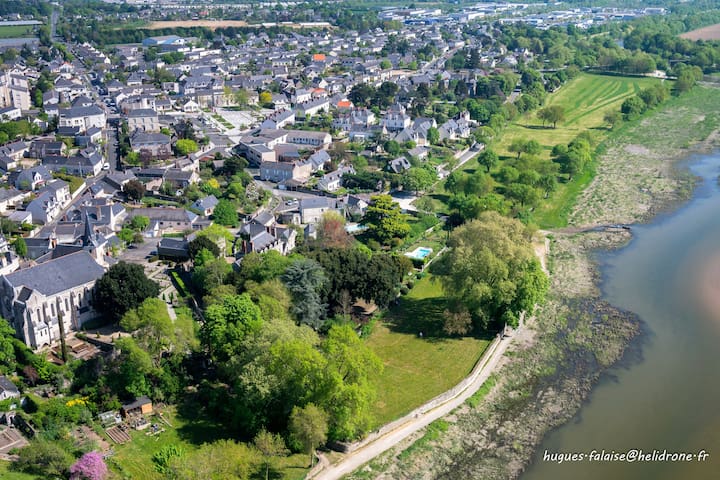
[367,276,491,426]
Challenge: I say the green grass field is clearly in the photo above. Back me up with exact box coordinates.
[367,275,491,427]
[0,462,36,480]
[500,73,663,160]
[0,25,37,38]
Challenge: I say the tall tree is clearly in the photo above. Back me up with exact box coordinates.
[253,429,288,480]
[477,148,499,172]
[288,403,328,467]
[316,211,353,249]
[362,195,410,245]
[282,259,327,329]
[432,212,548,330]
[94,262,160,321]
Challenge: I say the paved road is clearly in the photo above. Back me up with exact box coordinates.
[310,331,514,480]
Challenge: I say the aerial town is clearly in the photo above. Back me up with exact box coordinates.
[0,0,717,479]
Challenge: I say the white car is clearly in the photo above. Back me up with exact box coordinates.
[102,163,110,171]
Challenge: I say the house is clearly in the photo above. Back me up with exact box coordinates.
[332,108,376,131]
[307,149,330,172]
[126,207,203,234]
[130,131,172,160]
[29,140,66,159]
[11,165,52,191]
[0,141,28,162]
[299,197,340,224]
[0,251,106,350]
[0,234,19,275]
[236,214,297,257]
[26,180,72,224]
[0,188,28,213]
[317,165,356,192]
[58,105,106,133]
[0,376,20,401]
[343,194,370,218]
[127,109,160,132]
[0,106,21,121]
[163,168,200,189]
[192,195,219,216]
[43,148,104,177]
[121,396,153,417]
[389,156,411,173]
[381,104,412,131]
[295,97,330,119]
[260,160,312,183]
[284,130,332,148]
[407,146,429,161]
[260,109,295,130]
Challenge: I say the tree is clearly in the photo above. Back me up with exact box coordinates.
[288,403,328,467]
[282,259,327,329]
[477,148,499,172]
[212,199,239,227]
[202,293,263,362]
[0,319,17,373]
[174,139,199,157]
[14,439,73,478]
[401,167,435,194]
[508,138,528,160]
[603,110,622,129]
[14,237,26,257]
[259,91,273,105]
[69,451,108,480]
[120,298,177,363]
[621,95,646,120]
[432,212,548,330]
[427,126,440,145]
[188,236,221,260]
[254,429,288,480]
[129,215,149,232]
[94,262,160,321]
[317,211,352,249]
[124,179,145,201]
[383,140,401,156]
[166,440,259,480]
[537,105,565,128]
[443,307,472,336]
[362,195,410,245]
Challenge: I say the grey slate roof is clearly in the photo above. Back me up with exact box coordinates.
[4,251,105,297]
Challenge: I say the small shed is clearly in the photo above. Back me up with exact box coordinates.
[121,396,153,417]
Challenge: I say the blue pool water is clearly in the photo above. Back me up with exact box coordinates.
[405,247,433,260]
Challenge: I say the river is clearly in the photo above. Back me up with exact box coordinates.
[522,151,720,480]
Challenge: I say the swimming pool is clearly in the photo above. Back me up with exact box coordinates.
[345,223,368,233]
[405,247,433,260]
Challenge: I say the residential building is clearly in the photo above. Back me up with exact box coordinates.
[0,71,31,111]
[127,108,160,132]
[26,180,72,224]
[130,131,172,160]
[299,197,340,224]
[58,105,106,133]
[260,160,312,183]
[0,376,20,401]
[192,195,219,216]
[317,165,356,192]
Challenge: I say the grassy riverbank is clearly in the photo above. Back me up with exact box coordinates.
[346,84,720,479]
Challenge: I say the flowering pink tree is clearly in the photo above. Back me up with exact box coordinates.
[69,451,108,480]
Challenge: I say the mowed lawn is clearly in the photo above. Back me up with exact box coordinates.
[500,73,663,161]
[367,275,491,427]
[0,462,36,480]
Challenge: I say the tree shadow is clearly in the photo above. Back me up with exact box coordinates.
[386,295,448,338]
[174,390,237,445]
[522,124,555,130]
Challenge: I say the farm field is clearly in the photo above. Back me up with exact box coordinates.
[0,25,37,38]
[499,73,663,161]
[679,23,720,40]
[367,275,491,427]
